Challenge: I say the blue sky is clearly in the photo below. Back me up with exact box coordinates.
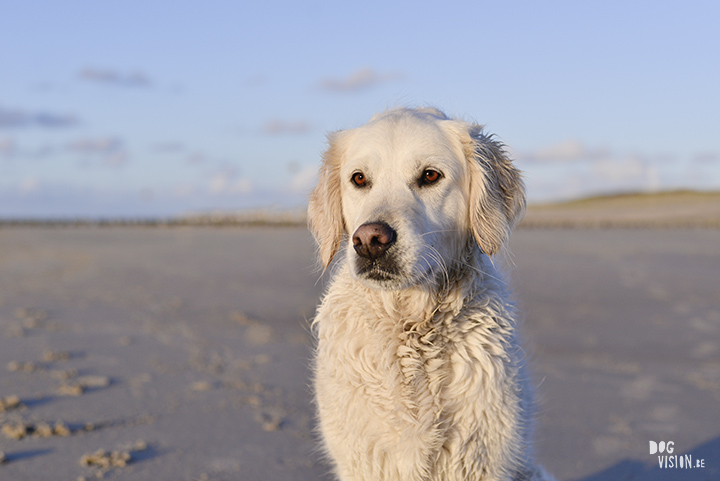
[1,0,718,218]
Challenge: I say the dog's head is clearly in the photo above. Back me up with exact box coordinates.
[308,107,525,290]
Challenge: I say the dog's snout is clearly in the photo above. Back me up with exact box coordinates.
[352,222,396,260]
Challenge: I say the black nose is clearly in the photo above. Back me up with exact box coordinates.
[352,222,396,260]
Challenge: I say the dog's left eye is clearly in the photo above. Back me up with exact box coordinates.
[351,172,368,187]
[420,169,442,186]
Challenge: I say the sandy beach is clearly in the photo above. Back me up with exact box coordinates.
[1,226,719,480]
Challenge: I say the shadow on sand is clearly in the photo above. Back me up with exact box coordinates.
[3,448,54,463]
[572,435,720,481]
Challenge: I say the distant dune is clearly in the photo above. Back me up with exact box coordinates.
[2,191,719,228]
[521,190,720,228]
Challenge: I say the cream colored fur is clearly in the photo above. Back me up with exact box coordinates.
[308,108,553,481]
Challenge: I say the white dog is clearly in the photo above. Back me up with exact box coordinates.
[308,107,553,481]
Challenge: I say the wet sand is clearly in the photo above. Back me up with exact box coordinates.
[0,226,718,480]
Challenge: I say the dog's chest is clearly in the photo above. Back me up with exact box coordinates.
[318,294,496,424]
[314,279,522,480]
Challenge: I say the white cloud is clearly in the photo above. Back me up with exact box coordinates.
[0,137,15,158]
[692,151,720,164]
[533,140,586,161]
[104,152,128,167]
[20,177,40,193]
[67,137,127,168]
[186,153,206,164]
[262,119,312,135]
[592,155,662,190]
[318,68,403,92]
[152,142,185,154]
[79,68,151,87]
[519,140,609,163]
[519,142,679,202]
[209,170,253,194]
[173,184,197,198]
[592,155,644,181]
[67,137,123,153]
[288,163,318,193]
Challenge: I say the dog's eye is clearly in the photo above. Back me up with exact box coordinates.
[351,172,368,187]
[420,169,441,186]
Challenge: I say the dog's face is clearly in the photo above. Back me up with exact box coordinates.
[309,108,525,290]
[337,112,470,289]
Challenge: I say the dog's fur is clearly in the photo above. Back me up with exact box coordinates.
[308,107,553,481]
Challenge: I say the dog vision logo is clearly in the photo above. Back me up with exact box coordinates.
[650,441,707,470]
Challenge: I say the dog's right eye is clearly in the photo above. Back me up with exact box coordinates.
[351,172,368,187]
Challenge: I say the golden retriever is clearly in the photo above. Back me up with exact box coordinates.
[308,107,553,481]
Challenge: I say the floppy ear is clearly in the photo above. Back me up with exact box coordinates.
[308,132,346,268]
[451,122,526,255]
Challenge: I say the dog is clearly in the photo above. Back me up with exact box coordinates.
[308,107,553,481]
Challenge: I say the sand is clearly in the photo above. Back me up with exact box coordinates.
[0,226,718,480]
